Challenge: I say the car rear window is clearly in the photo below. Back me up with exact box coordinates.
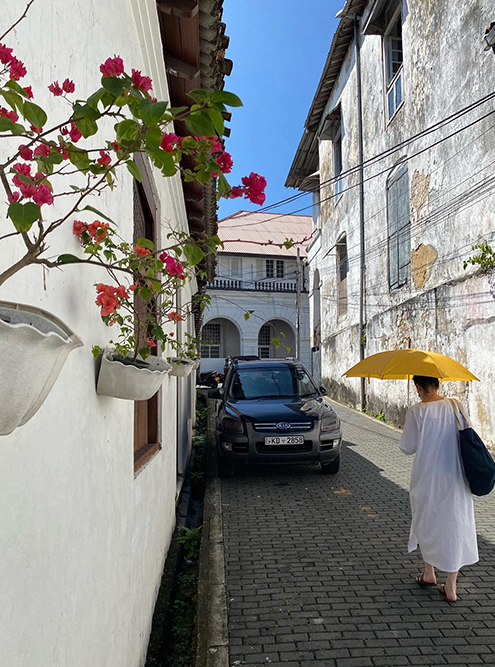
[227,366,318,400]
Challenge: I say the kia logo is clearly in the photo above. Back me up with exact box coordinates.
[276,422,290,430]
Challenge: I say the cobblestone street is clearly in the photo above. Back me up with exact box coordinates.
[221,401,495,667]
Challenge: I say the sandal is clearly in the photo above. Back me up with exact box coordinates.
[439,584,457,602]
[416,572,436,588]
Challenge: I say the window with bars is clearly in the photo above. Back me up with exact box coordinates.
[258,323,272,358]
[336,235,348,317]
[133,176,161,473]
[276,260,284,279]
[384,5,403,121]
[265,259,274,278]
[201,322,221,358]
[387,162,410,290]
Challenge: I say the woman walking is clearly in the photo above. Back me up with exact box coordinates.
[399,375,478,602]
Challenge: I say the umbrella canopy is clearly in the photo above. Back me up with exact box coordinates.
[343,349,480,381]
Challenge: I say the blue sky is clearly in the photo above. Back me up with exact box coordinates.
[218,1,340,219]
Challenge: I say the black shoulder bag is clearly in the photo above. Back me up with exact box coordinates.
[450,399,495,496]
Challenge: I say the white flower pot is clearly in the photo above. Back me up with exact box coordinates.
[191,359,200,371]
[96,350,171,400]
[169,358,195,377]
[0,301,83,436]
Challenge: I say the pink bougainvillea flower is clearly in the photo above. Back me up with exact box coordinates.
[68,122,82,143]
[22,85,33,99]
[95,283,129,317]
[116,285,129,299]
[60,126,69,136]
[97,150,111,166]
[19,182,37,199]
[33,184,54,206]
[7,191,20,203]
[9,57,26,81]
[129,282,139,292]
[134,244,151,257]
[30,125,43,133]
[73,220,85,236]
[12,162,32,189]
[146,339,157,348]
[33,144,51,158]
[0,43,13,65]
[0,106,18,124]
[168,311,184,322]
[215,151,233,174]
[100,56,124,77]
[159,252,185,280]
[229,185,243,199]
[131,68,153,92]
[111,141,121,152]
[48,81,63,96]
[18,144,33,161]
[241,172,267,205]
[62,78,75,93]
[160,132,179,153]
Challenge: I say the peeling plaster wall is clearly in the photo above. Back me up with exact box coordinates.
[0,2,193,666]
[311,0,495,445]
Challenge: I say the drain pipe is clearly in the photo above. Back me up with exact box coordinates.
[354,12,366,411]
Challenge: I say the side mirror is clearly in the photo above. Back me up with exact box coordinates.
[319,386,327,396]
[208,388,223,400]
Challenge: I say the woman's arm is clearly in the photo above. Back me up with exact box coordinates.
[399,408,420,455]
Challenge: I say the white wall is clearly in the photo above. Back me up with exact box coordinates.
[0,2,192,665]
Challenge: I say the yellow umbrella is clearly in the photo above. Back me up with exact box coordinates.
[343,349,480,382]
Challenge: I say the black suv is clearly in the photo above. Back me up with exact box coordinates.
[212,359,342,477]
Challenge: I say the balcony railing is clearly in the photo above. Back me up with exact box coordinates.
[209,278,306,293]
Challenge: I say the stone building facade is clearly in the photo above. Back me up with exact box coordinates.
[287,0,495,443]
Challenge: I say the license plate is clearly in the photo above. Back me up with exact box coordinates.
[264,436,304,445]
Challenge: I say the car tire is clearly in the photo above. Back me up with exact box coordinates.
[218,456,234,478]
[321,454,340,474]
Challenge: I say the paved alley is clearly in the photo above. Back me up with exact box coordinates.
[221,401,495,667]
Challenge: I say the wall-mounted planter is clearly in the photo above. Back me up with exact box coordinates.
[0,301,83,436]
[96,350,171,400]
[169,358,195,377]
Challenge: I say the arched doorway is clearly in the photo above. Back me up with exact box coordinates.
[258,319,295,359]
[200,317,241,371]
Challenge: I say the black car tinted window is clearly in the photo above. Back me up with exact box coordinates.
[227,366,318,400]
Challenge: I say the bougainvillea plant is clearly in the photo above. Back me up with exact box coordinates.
[0,13,267,362]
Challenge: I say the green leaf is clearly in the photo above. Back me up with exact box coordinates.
[73,102,101,122]
[1,89,23,114]
[271,337,281,349]
[57,253,82,264]
[139,286,154,303]
[204,108,224,135]
[145,127,162,149]
[11,122,26,135]
[187,89,211,104]
[74,116,98,138]
[243,312,250,321]
[5,79,30,97]
[286,346,292,355]
[196,168,211,185]
[168,106,188,116]
[101,76,127,98]
[22,101,47,129]
[136,237,155,250]
[211,90,243,107]
[81,205,115,224]
[138,99,167,126]
[69,149,91,171]
[184,111,215,137]
[86,88,106,110]
[92,345,102,359]
[8,201,41,232]
[39,151,64,165]
[146,146,176,176]
[115,119,139,143]
[0,117,15,132]
[126,159,142,182]
[217,172,230,196]
[184,243,204,266]
[148,277,162,292]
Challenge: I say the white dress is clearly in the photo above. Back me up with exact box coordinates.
[399,398,478,572]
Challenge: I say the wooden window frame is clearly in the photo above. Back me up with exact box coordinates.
[133,168,162,474]
[387,162,410,291]
[265,259,274,278]
[336,235,348,317]
[383,4,404,123]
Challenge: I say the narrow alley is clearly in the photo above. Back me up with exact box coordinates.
[221,402,495,667]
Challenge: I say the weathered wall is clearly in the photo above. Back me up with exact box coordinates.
[310,0,495,444]
[0,2,194,665]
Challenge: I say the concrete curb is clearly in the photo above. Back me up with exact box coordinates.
[195,400,228,667]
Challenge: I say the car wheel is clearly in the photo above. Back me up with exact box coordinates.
[218,456,234,478]
[321,454,340,474]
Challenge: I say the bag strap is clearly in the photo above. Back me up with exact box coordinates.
[449,398,463,431]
